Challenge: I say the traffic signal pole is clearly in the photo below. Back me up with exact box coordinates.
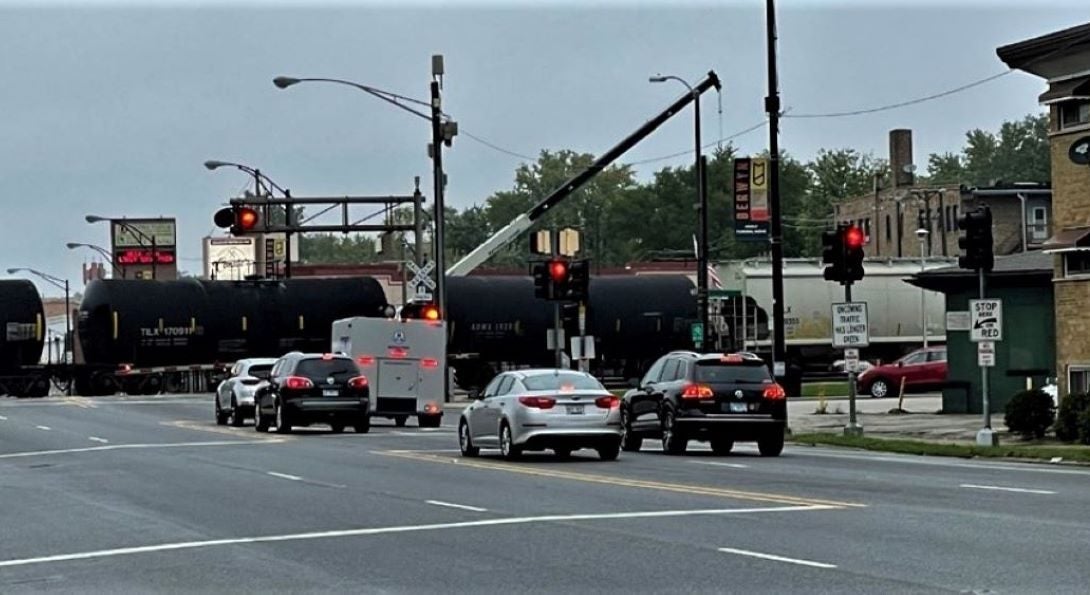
[844,281,862,437]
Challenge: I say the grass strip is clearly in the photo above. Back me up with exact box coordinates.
[790,432,1090,463]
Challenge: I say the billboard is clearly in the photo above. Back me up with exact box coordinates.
[733,157,770,241]
[109,218,178,280]
[203,236,257,280]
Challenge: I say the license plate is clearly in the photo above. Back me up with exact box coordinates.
[566,405,584,415]
[729,402,747,413]
[323,389,340,397]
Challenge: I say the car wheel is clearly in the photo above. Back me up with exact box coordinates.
[274,401,292,434]
[499,422,521,461]
[869,378,891,399]
[596,442,621,461]
[620,408,642,452]
[215,397,228,426]
[254,404,269,433]
[757,431,785,457]
[710,438,734,456]
[353,415,371,433]
[330,423,345,434]
[229,396,244,427]
[661,409,687,455]
[395,415,408,428]
[458,420,479,457]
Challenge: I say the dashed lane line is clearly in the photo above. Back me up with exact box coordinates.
[35,426,51,431]
[691,461,750,469]
[0,439,284,460]
[377,450,864,509]
[960,484,1056,495]
[267,471,303,482]
[717,546,837,569]
[88,437,109,444]
[426,500,488,513]
[0,504,832,569]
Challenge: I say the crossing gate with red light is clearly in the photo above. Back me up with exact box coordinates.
[331,316,447,428]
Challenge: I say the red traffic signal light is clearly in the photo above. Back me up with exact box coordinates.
[844,225,865,249]
[214,205,262,235]
[548,259,568,283]
[237,207,259,232]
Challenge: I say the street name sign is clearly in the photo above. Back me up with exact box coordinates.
[832,302,870,348]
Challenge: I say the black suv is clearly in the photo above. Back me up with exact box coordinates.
[620,351,786,456]
[254,352,371,434]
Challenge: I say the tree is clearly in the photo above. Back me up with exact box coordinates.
[926,113,1050,186]
[298,234,377,264]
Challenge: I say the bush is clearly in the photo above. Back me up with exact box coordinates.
[1078,407,1090,446]
[1054,393,1090,443]
[1003,389,1055,439]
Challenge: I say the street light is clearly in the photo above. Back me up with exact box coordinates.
[205,160,293,277]
[66,242,126,278]
[650,73,709,352]
[916,228,930,348]
[7,267,72,394]
[85,215,159,280]
[273,69,452,311]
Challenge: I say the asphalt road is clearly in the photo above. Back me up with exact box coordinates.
[1,393,1088,594]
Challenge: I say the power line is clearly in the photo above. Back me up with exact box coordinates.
[460,129,538,161]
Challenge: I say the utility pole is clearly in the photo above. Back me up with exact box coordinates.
[766,0,786,382]
[430,56,447,317]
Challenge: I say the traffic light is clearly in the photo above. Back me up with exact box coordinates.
[401,301,441,321]
[213,204,261,235]
[532,262,550,299]
[567,259,590,301]
[548,258,570,300]
[821,223,866,285]
[957,206,994,272]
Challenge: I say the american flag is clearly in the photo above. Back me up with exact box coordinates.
[707,264,722,289]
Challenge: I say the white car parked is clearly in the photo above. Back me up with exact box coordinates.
[215,358,276,427]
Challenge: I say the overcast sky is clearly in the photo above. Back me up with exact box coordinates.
[0,0,1081,296]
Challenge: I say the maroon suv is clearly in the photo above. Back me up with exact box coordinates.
[856,346,947,398]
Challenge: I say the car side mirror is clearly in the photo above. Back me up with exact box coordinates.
[470,390,484,400]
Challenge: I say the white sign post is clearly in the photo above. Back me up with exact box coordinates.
[832,302,870,348]
[969,299,1002,342]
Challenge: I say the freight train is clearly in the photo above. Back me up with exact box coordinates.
[0,277,390,397]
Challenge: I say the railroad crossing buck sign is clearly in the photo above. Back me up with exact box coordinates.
[832,302,869,348]
[969,299,1003,342]
[407,260,437,301]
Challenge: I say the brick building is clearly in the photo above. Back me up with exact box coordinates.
[834,129,1051,259]
[999,22,1090,396]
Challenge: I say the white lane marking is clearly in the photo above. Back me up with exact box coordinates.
[717,547,837,569]
[960,484,1056,495]
[0,504,830,569]
[793,446,1090,477]
[691,461,750,469]
[266,471,303,482]
[0,439,282,460]
[0,415,7,420]
[426,500,488,513]
[88,437,109,444]
[35,426,51,431]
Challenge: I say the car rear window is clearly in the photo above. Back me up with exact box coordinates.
[522,373,604,391]
[295,358,360,382]
[249,364,273,378]
[694,361,771,384]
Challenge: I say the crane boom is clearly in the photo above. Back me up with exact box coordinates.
[447,70,721,277]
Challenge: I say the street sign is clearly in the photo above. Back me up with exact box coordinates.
[977,341,995,367]
[690,322,704,346]
[832,302,870,348]
[414,290,433,302]
[969,299,1003,342]
[570,336,596,360]
[945,311,970,332]
[844,348,860,373]
[407,260,437,291]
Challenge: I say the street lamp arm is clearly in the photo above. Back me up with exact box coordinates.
[275,76,433,122]
[205,160,289,197]
[8,268,66,291]
[650,74,695,93]
[66,243,125,278]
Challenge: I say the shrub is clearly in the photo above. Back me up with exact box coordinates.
[1054,393,1090,443]
[1003,389,1055,439]
[1078,407,1090,446]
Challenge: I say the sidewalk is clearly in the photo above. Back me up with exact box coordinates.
[787,395,1010,442]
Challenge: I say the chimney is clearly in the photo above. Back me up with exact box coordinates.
[889,129,915,188]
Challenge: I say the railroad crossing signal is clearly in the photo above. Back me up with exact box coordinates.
[407,260,436,300]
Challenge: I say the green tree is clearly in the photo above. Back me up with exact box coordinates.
[298,233,377,264]
[926,113,1050,186]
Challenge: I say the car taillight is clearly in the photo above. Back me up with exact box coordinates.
[518,396,556,409]
[284,376,313,390]
[595,395,620,409]
[681,384,714,399]
[348,376,369,390]
[356,355,375,366]
[388,347,408,358]
[763,383,786,400]
[421,358,439,369]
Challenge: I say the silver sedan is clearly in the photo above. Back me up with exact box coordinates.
[215,358,276,427]
[457,369,622,461]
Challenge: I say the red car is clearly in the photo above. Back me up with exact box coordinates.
[857,346,947,398]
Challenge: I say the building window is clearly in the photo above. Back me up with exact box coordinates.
[885,215,892,242]
[864,217,871,239]
[1064,251,1090,277]
[1060,100,1090,130]
[1070,366,1090,394]
[951,205,959,231]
